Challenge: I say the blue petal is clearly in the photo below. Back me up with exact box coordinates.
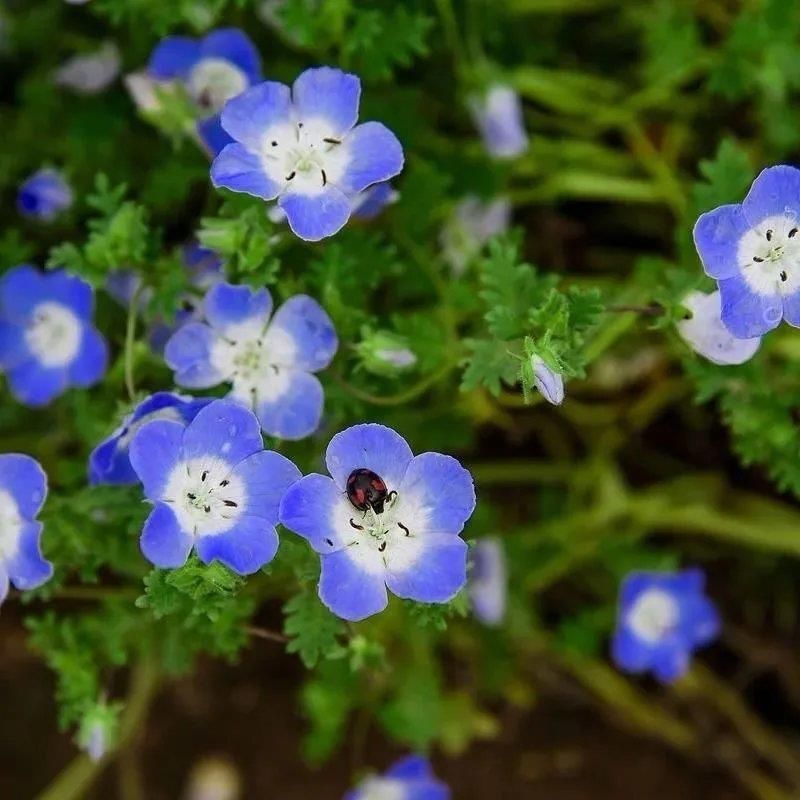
[681,596,721,647]
[46,270,94,319]
[385,755,433,781]
[468,539,506,626]
[69,326,108,387]
[0,321,31,370]
[398,453,475,535]
[254,369,324,440]
[0,564,8,606]
[325,423,414,490]
[197,115,233,159]
[340,122,404,195]
[279,473,348,553]
[7,521,52,590]
[211,143,282,201]
[352,183,396,220]
[742,165,800,225]
[140,502,194,568]
[618,571,656,610]
[265,295,337,372]
[318,548,388,621]
[0,454,47,518]
[128,419,184,501]
[651,646,690,683]
[229,449,300,522]
[407,784,450,800]
[385,534,467,603]
[200,28,261,84]
[6,360,68,407]
[692,204,750,280]
[195,516,279,575]
[204,282,272,337]
[718,274,782,338]
[278,186,351,242]
[164,322,229,388]
[611,627,654,673]
[220,81,292,150]
[89,436,136,485]
[17,170,73,220]
[181,400,263,465]
[783,288,800,328]
[0,264,45,323]
[292,67,360,136]
[148,36,201,80]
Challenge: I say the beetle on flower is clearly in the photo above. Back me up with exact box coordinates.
[165,282,338,440]
[344,755,450,800]
[129,399,300,573]
[0,453,52,604]
[17,169,73,221]
[694,165,800,338]
[0,265,108,406]
[279,423,475,622]
[210,66,404,241]
[611,568,720,683]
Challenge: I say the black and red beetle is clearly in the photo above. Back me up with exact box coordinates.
[346,468,394,514]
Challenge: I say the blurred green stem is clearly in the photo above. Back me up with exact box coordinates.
[124,286,143,402]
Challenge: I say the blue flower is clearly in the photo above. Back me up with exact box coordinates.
[18,169,73,221]
[89,392,212,486]
[210,66,405,241]
[344,755,450,800]
[279,423,475,622]
[129,399,300,573]
[0,265,108,406]
[611,568,720,683]
[468,538,507,626]
[0,453,52,603]
[148,28,262,157]
[693,165,800,338]
[55,41,120,95]
[165,282,338,440]
[440,196,510,275]
[677,290,761,365]
[530,355,564,405]
[468,84,528,160]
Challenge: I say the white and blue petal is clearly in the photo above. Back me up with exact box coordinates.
[129,419,185,501]
[318,547,388,622]
[718,274,782,338]
[204,282,272,338]
[0,321,31,370]
[0,264,46,323]
[229,449,301,522]
[17,169,73,220]
[741,165,800,225]
[385,533,468,604]
[264,294,337,372]
[279,473,350,553]
[693,204,751,281]
[219,81,293,151]
[0,454,47,519]
[5,360,68,407]
[200,28,261,84]
[292,67,360,136]
[195,516,279,575]
[197,114,233,159]
[45,270,94,320]
[165,322,230,388]
[68,326,108,387]
[211,143,283,201]
[253,368,324,440]
[140,502,194,568]
[277,185,352,242]
[181,400,263,466]
[6,521,53,590]
[148,36,201,80]
[339,122,404,195]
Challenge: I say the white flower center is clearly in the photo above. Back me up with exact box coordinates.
[25,302,82,368]
[359,778,406,800]
[0,489,22,562]
[259,117,351,196]
[188,57,248,113]
[163,457,247,536]
[627,588,679,644]
[738,213,800,297]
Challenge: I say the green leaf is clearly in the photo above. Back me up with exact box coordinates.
[283,589,345,668]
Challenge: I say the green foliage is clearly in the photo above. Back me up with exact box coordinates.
[283,589,345,668]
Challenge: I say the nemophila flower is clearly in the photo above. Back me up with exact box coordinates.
[147,29,261,157]
[612,568,720,683]
[355,329,417,378]
[468,84,528,159]
[440,196,510,275]
[17,169,73,221]
[210,66,404,241]
[693,165,800,338]
[0,453,52,603]
[344,755,450,800]
[165,282,337,440]
[530,355,564,405]
[55,42,120,94]
[78,703,118,763]
[468,538,507,626]
[677,290,761,366]
[89,392,212,486]
[0,266,108,406]
[129,399,300,573]
[279,424,475,622]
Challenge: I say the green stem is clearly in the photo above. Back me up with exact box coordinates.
[124,287,143,402]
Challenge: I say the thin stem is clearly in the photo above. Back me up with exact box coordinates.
[246,625,289,644]
[124,287,143,402]
[434,0,467,75]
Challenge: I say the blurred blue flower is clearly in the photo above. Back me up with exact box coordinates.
[55,42,120,94]
[280,423,475,622]
[440,196,510,275]
[0,266,108,406]
[611,568,720,683]
[468,537,507,626]
[694,165,800,338]
[18,169,73,221]
[531,355,564,405]
[677,290,761,365]
[129,399,300,573]
[147,28,262,157]
[89,392,212,486]
[165,282,337,440]
[344,755,450,800]
[469,84,528,159]
[0,453,52,603]
[210,66,404,241]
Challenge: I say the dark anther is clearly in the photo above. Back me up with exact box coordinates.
[387,490,397,503]
[204,505,211,513]
[325,537,334,546]
[220,479,229,487]
[321,169,327,186]
[781,270,788,282]
[323,137,341,145]
[753,256,765,263]
[791,228,799,238]
[349,518,364,530]
[181,300,195,312]
[201,470,208,482]
[286,171,296,181]
[397,522,410,536]
[379,541,387,552]
[223,500,238,508]
[767,229,773,241]
[271,141,278,146]
[187,493,197,500]
[270,364,279,374]
[298,122,304,127]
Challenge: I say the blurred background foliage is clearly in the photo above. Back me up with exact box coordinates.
[4,0,800,798]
